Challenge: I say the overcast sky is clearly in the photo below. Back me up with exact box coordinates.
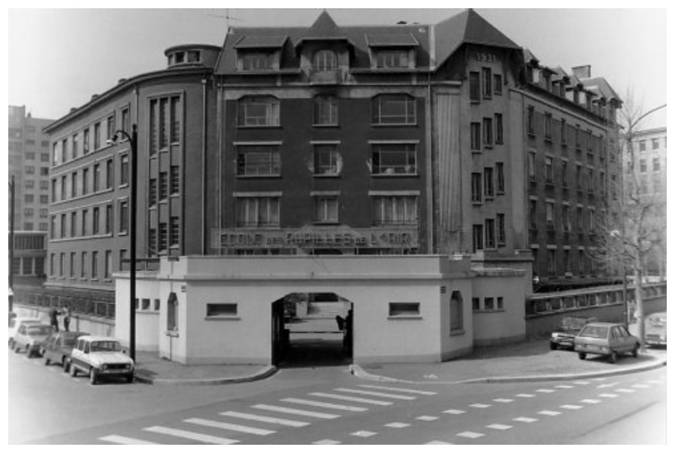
[7,7,668,129]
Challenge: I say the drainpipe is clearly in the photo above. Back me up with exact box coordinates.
[201,78,207,254]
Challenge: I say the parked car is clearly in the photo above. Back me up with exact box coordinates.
[41,331,89,369]
[68,336,134,384]
[8,317,41,349]
[574,322,640,363]
[550,316,598,350]
[645,312,667,346]
[12,324,54,357]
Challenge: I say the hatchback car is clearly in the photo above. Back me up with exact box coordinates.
[69,336,135,384]
[574,322,640,363]
[8,317,41,349]
[41,331,89,368]
[550,316,598,350]
[12,324,54,357]
[645,312,667,346]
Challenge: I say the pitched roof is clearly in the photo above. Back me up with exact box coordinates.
[580,77,622,103]
[234,35,288,49]
[365,33,419,47]
[434,9,520,68]
[307,10,341,38]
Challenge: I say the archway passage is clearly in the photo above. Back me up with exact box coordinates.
[271,292,353,368]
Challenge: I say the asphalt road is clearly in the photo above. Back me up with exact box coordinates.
[8,349,667,445]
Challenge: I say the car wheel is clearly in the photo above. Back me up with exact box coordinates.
[70,363,78,377]
[550,342,558,350]
[44,356,51,366]
[632,346,639,358]
[89,368,98,385]
[63,359,70,373]
[609,351,618,363]
[14,344,21,353]
[126,373,134,384]
[26,348,33,358]
[578,352,586,360]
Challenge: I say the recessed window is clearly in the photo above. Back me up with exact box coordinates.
[482,117,493,146]
[472,224,484,252]
[371,143,416,175]
[482,67,492,99]
[313,50,338,71]
[372,196,417,226]
[388,302,420,317]
[484,297,495,310]
[495,113,503,144]
[469,72,480,101]
[236,197,280,227]
[206,303,238,317]
[450,291,463,332]
[314,144,342,176]
[493,74,503,95]
[372,94,416,125]
[187,50,201,62]
[471,173,482,203]
[167,293,178,331]
[313,196,339,224]
[238,96,280,127]
[141,298,150,310]
[314,96,338,126]
[470,122,481,151]
[472,297,480,311]
[376,50,409,68]
[242,52,273,70]
[236,145,281,176]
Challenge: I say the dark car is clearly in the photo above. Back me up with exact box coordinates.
[42,331,89,369]
[550,316,598,350]
[645,312,667,347]
[574,322,640,363]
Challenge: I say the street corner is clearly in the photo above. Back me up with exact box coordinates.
[133,364,278,385]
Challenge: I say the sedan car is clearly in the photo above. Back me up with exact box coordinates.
[645,312,667,346]
[8,317,41,349]
[41,331,89,369]
[574,322,640,363]
[12,324,54,357]
[69,336,134,384]
[550,316,598,350]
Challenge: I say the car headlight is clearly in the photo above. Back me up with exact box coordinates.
[551,333,559,339]
[600,346,609,353]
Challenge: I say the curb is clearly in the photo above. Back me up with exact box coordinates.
[134,365,278,385]
[350,358,667,385]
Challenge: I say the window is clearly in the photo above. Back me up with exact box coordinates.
[120,154,129,185]
[371,143,416,175]
[484,167,494,198]
[83,128,90,154]
[119,200,128,234]
[170,97,181,143]
[170,216,180,246]
[170,166,180,194]
[372,94,416,125]
[60,214,66,238]
[236,197,280,227]
[314,96,338,125]
[40,180,49,190]
[72,133,79,159]
[562,205,570,231]
[372,196,417,225]
[485,218,495,248]
[313,49,337,71]
[470,122,481,150]
[544,113,552,139]
[638,140,646,151]
[314,145,342,176]
[314,196,339,223]
[576,207,583,229]
[70,172,77,198]
[26,152,35,161]
[106,204,113,234]
[575,125,581,148]
[484,297,495,310]
[159,171,168,199]
[82,168,89,195]
[376,49,409,68]
[652,157,660,172]
[23,257,34,275]
[61,175,68,200]
[546,202,554,226]
[24,208,34,218]
[469,71,480,101]
[25,166,35,175]
[62,138,68,162]
[471,173,482,203]
[106,114,115,141]
[121,107,130,134]
[527,106,535,134]
[238,96,280,126]
[576,165,582,189]
[206,303,238,317]
[40,167,49,176]
[545,157,553,182]
[483,117,493,146]
[50,253,55,276]
[497,213,506,246]
[91,251,98,279]
[167,293,178,331]
[149,100,157,154]
[69,211,76,237]
[495,113,503,144]
[496,162,505,194]
[40,208,48,218]
[561,161,568,187]
[547,249,556,275]
[148,229,157,255]
[41,153,50,162]
[481,67,492,98]
[40,194,49,204]
[159,98,168,148]
[104,250,112,279]
[94,123,101,149]
[25,194,34,203]
[159,222,168,251]
[93,206,100,234]
[561,119,567,145]
[149,179,157,206]
[154,299,160,311]
[472,224,484,252]
[639,159,647,173]
[59,253,64,276]
[388,302,420,317]
[493,74,502,95]
[81,209,88,236]
[25,180,35,190]
[236,145,281,176]
[651,138,659,150]
[450,291,463,331]
[527,152,536,179]
[472,297,480,311]
[564,250,570,273]
[93,163,101,192]
[50,216,56,239]
[242,52,273,70]
[105,159,113,189]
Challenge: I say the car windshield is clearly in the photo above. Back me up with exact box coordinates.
[579,325,608,339]
[27,325,52,335]
[90,341,122,352]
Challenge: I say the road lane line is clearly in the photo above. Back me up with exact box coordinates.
[581,399,601,404]
[555,385,574,389]
[560,404,583,410]
[351,430,377,438]
[573,380,590,385]
[385,422,410,428]
[647,380,662,384]
[597,382,619,388]
[516,393,535,398]
[252,404,339,419]
[357,384,437,395]
[513,417,538,423]
[416,416,439,421]
[486,424,512,430]
[184,418,275,436]
[538,410,561,416]
[493,398,513,403]
[599,393,618,398]
[616,388,635,393]
[99,435,157,444]
[282,397,367,412]
[313,439,341,444]
[219,411,310,427]
[443,409,466,415]
[309,392,392,406]
[469,403,491,408]
[334,388,416,400]
[456,431,484,439]
[536,388,555,393]
[631,384,649,389]
[143,426,239,444]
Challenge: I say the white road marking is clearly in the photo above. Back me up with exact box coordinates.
[573,380,590,385]
[184,418,275,436]
[597,382,619,388]
[252,404,339,419]
[555,384,574,389]
[486,424,512,430]
[282,397,367,412]
[560,404,583,410]
[536,388,555,393]
[309,392,391,406]
[334,388,416,400]
[443,409,466,415]
[313,439,341,444]
[581,399,601,404]
[416,416,439,421]
[516,393,535,398]
[599,393,618,398]
[143,426,238,444]
[513,417,538,423]
[357,384,437,395]
[493,398,514,403]
[427,441,453,444]
[469,403,491,408]
[538,410,561,416]
[219,411,309,427]
[385,422,410,428]
[351,430,377,438]
[99,435,157,445]
[456,431,484,439]
[616,388,635,393]
[632,384,649,389]
[647,380,662,384]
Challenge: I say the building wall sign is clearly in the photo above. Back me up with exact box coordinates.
[211,227,419,250]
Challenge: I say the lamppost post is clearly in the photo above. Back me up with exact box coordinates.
[9,175,15,313]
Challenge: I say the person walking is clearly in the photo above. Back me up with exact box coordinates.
[49,307,60,332]
[63,306,71,332]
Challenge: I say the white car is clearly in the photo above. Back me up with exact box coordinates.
[8,317,41,349]
[68,336,135,384]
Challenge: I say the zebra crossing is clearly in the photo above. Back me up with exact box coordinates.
[99,383,437,444]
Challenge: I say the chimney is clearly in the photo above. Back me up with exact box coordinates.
[70,108,77,113]
[572,65,591,79]
[118,78,127,84]
[91,94,99,101]
[396,20,407,24]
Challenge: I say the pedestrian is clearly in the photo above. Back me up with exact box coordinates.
[63,306,71,332]
[49,307,60,332]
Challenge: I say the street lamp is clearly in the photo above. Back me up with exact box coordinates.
[9,175,15,313]
[109,125,138,361]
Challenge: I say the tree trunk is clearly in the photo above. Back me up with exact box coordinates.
[634,267,646,351]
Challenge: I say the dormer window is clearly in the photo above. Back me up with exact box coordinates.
[242,52,274,71]
[376,49,409,68]
[313,50,338,71]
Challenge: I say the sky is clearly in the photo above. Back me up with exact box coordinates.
[5,5,669,129]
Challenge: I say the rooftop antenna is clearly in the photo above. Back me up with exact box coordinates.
[206,9,242,33]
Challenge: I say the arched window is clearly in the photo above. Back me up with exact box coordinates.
[237,96,280,126]
[450,291,463,332]
[313,95,338,125]
[313,50,338,72]
[372,94,416,125]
